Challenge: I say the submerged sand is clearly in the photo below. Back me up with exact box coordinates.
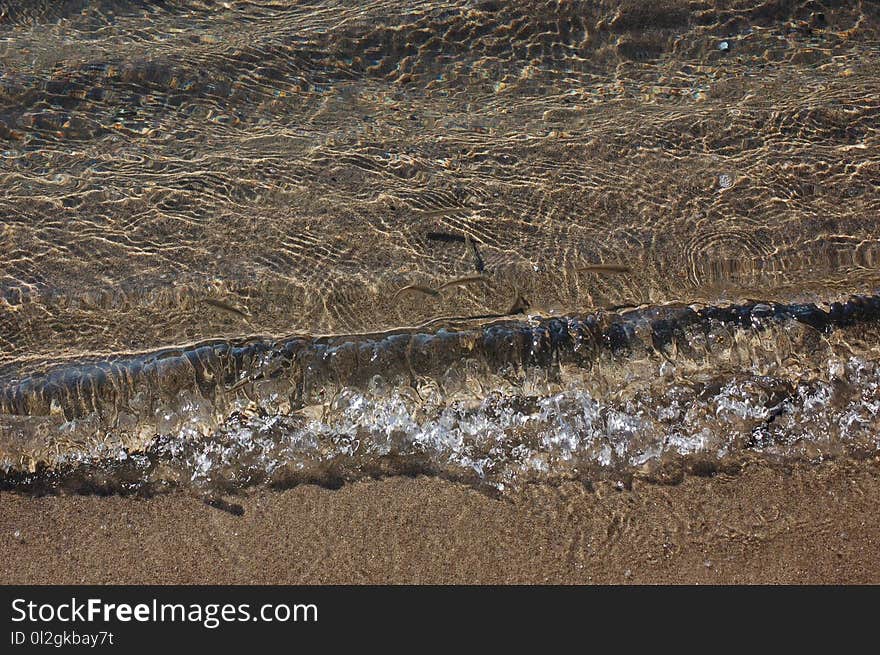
[2,458,878,584]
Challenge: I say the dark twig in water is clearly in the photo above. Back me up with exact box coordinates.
[204,497,245,516]
[464,234,485,273]
[577,264,631,274]
[426,231,467,243]
[201,297,252,319]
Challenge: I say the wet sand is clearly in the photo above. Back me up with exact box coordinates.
[2,458,878,584]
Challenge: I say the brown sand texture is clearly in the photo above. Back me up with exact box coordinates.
[2,458,878,585]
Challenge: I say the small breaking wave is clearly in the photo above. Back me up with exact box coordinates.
[3,295,880,493]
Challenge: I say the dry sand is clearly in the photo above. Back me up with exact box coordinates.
[2,458,879,584]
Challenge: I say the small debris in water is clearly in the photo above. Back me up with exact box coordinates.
[201,297,252,320]
[578,264,631,274]
[204,497,245,516]
[426,231,467,243]
[465,234,485,274]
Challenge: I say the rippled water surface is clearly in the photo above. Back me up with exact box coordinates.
[1,0,879,492]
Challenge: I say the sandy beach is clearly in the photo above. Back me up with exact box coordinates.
[2,458,878,585]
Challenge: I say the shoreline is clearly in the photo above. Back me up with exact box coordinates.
[2,457,878,584]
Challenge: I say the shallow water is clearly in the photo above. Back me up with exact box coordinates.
[1,0,879,492]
